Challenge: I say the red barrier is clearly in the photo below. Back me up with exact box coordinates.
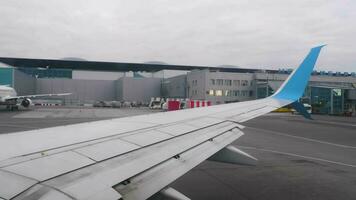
[189,100,194,108]
[196,101,200,107]
[168,100,180,111]
[207,101,211,106]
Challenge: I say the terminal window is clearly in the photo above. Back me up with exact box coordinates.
[242,80,248,86]
[332,89,342,96]
[224,80,232,86]
[241,90,248,96]
[210,79,215,85]
[225,90,232,96]
[233,80,240,86]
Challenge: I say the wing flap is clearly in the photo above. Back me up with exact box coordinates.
[121,130,173,146]
[12,184,73,200]
[0,120,157,162]
[157,123,197,136]
[3,151,94,181]
[34,122,240,199]
[114,129,243,200]
[0,170,37,200]
[74,139,140,162]
[185,117,224,127]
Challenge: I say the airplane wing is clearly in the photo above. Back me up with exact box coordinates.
[4,93,72,101]
[0,46,324,200]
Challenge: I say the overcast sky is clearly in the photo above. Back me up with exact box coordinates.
[0,0,355,71]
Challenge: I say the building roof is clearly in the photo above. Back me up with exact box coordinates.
[0,57,277,73]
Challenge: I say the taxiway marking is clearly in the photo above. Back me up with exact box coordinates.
[315,120,356,127]
[240,146,356,168]
[246,126,356,149]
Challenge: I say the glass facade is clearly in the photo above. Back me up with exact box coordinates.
[256,84,348,115]
[0,68,13,86]
[257,85,274,99]
[18,68,72,78]
[332,89,344,115]
[310,87,331,114]
[310,87,345,115]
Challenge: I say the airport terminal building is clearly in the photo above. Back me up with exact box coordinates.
[1,65,356,115]
[162,69,356,115]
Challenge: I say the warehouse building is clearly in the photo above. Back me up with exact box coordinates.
[0,67,163,105]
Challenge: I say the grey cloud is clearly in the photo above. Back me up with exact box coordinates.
[0,0,355,72]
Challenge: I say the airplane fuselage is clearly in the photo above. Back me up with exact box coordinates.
[0,85,17,104]
[0,85,70,110]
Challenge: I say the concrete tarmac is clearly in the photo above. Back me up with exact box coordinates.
[0,107,355,200]
[172,114,356,200]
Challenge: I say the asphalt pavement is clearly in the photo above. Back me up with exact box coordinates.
[0,107,355,200]
[172,114,356,200]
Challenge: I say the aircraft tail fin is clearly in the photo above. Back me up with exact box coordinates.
[273,45,325,101]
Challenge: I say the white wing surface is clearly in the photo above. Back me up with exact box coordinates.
[0,46,324,200]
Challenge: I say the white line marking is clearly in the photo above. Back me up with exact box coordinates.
[246,126,356,149]
[315,120,356,127]
[239,146,356,168]
[267,114,356,127]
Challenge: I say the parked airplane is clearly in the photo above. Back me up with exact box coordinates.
[0,85,71,110]
[0,46,324,200]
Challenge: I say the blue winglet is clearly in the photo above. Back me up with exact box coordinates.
[273,45,325,101]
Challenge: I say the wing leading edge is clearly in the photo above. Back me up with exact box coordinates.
[0,46,324,200]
